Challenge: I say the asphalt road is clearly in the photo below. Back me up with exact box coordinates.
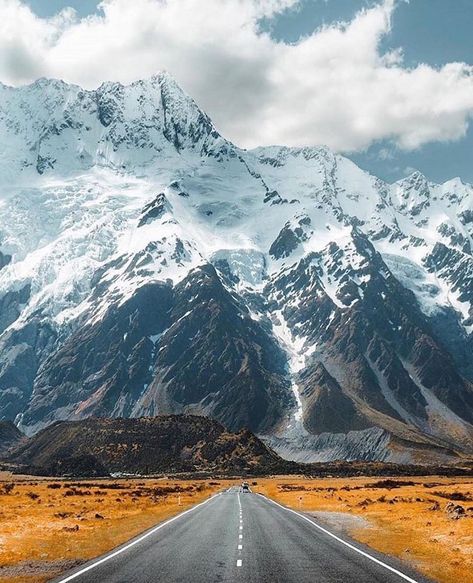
[54,487,434,583]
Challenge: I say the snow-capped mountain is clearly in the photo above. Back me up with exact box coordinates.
[0,73,472,464]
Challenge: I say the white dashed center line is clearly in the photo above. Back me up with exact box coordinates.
[237,491,244,567]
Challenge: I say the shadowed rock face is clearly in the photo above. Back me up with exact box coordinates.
[269,215,311,260]
[265,231,473,457]
[0,320,56,422]
[22,282,173,430]
[148,265,290,432]
[0,76,473,463]
[21,266,290,435]
[0,284,31,335]
[300,363,369,435]
[0,252,11,271]
[0,420,24,455]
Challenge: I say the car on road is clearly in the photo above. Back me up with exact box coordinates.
[241,482,251,493]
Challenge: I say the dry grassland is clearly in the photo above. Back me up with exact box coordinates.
[1,473,472,583]
[255,476,473,583]
[0,474,232,583]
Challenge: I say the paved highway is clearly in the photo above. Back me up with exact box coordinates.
[54,487,434,583]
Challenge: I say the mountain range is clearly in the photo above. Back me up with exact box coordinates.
[0,72,472,464]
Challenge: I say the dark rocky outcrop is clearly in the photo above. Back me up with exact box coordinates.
[0,252,11,271]
[0,421,24,455]
[0,319,57,421]
[0,284,31,335]
[269,215,311,259]
[9,415,291,476]
[21,283,173,430]
[138,193,171,227]
[300,363,369,434]
[148,265,290,432]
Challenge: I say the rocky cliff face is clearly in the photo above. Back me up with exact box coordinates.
[0,75,472,463]
[0,420,24,455]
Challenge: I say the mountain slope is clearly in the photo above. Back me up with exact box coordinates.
[0,75,472,463]
[0,420,24,455]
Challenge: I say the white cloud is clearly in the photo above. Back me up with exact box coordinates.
[1,0,473,152]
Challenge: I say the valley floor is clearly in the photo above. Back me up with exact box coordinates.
[0,474,471,583]
[0,474,231,583]
[255,476,473,583]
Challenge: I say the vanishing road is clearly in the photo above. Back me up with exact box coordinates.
[54,487,433,583]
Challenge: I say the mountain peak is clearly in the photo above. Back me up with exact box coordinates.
[95,71,178,93]
[397,170,429,186]
[442,176,472,190]
[0,72,223,180]
[29,77,69,89]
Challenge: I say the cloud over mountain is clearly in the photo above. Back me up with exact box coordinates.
[1,0,473,151]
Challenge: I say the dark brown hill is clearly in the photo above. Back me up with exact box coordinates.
[9,415,293,476]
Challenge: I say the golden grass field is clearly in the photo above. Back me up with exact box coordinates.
[0,473,472,583]
[0,473,232,583]
[255,476,473,583]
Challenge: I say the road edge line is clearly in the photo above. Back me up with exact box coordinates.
[56,492,222,582]
[257,493,420,583]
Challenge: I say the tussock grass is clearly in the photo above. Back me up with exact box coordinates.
[255,476,473,583]
[0,476,231,583]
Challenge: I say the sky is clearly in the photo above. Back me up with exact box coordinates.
[2,0,473,184]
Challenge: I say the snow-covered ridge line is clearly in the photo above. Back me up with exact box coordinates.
[1,73,472,338]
